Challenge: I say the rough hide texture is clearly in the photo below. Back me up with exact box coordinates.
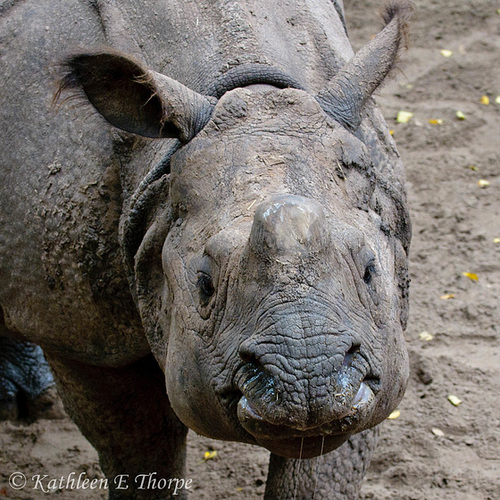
[0,1,412,498]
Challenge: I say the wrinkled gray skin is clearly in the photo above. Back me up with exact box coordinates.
[0,0,412,498]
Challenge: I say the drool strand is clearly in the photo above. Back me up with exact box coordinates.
[292,437,305,500]
[312,436,326,500]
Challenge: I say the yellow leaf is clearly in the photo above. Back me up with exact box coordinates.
[456,110,466,120]
[440,293,455,300]
[396,111,413,123]
[469,165,478,171]
[428,119,443,125]
[480,95,490,105]
[448,395,462,406]
[494,237,500,244]
[462,272,478,281]
[432,427,445,437]
[440,49,453,58]
[389,129,394,136]
[495,96,500,105]
[203,450,217,461]
[388,409,400,420]
[247,199,257,210]
[478,179,490,188]
[419,331,434,341]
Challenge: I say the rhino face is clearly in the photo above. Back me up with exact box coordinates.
[158,88,409,458]
[57,7,411,458]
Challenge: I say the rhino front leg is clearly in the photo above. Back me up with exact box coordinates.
[264,428,378,500]
[46,352,188,500]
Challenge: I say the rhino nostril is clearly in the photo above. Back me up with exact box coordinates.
[363,374,381,393]
[341,343,361,368]
[238,348,258,366]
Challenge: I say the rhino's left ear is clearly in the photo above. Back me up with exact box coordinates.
[56,50,216,142]
[316,1,413,130]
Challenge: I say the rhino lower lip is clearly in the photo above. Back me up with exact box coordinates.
[236,396,354,458]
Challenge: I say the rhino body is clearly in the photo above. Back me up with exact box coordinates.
[0,0,412,498]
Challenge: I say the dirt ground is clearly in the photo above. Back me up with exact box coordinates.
[1,1,499,499]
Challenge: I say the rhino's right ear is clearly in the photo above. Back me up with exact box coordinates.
[316,1,413,130]
[55,51,216,142]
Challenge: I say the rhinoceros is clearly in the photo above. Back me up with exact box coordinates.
[0,0,412,497]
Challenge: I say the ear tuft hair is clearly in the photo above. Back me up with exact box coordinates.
[53,49,153,109]
[381,0,414,51]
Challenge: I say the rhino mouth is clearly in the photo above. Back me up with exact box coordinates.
[235,388,373,459]
[232,361,379,458]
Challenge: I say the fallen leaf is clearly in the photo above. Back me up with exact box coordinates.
[469,165,478,171]
[419,331,434,341]
[247,199,257,210]
[432,427,445,437]
[462,272,478,281]
[495,96,500,104]
[440,49,453,58]
[448,395,462,406]
[396,111,413,123]
[478,179,490,188]
[494,237,500,244]
[456,110,466,120]
[440,293,455,300]
[388,409,400,420]
[428,118,443,125]
[389,129,394,136]
[203,450,218,461]
[480,95,490,105]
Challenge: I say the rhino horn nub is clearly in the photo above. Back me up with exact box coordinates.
[316,0,413,130]
[56,50,216,142]
[249,195,330,258]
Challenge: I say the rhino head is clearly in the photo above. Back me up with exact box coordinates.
[58,6,411,459]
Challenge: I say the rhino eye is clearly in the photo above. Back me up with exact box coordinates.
[197,272,215,307]
[363,262,376,285]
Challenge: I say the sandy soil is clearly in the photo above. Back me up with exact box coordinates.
[1,1,499,499]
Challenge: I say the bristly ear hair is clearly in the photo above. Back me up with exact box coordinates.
[53,48,149,108]
[381,0,414,51]
[53,48,216,141]
[52,49,172,138]
[316,0,414,131]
